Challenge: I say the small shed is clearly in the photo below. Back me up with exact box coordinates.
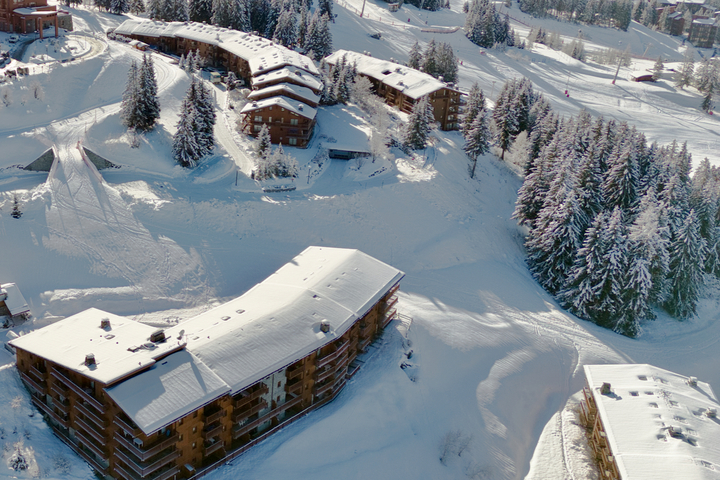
[0,283,30,319]
[630,71,654,82]
[325,142,371,160]
[388,2,400,11]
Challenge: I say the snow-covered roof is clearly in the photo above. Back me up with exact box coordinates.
[247,83,320,106]
[113,20,315,72]
[0,283,29,316]
[105,349,230,435]
[693,18,717,25]
[165,246,404,395]
[10,308,186,385]
[584,364,720,480]
[325,141,371,153]
[668,11,684,19]
[240,95,318,120]
[249,49,320,77]
[326,49,456,100]
[252,66,323,93]
[13,6,58,15]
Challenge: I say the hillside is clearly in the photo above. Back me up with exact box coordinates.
[1,1,720,479]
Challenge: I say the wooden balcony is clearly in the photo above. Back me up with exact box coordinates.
[75,401,107,430]
[358,322,373,339]
[114,432,179,462]
[383,295,398,313]
[316,341,350,369]
[29,365,47,383]
[204,440,225,456]
[382,309,397,329]
[75,429,108,461]
[315,366,335,384]
[358,335,372,352]
[232,395,302,439]
[31,396,69,428]
[114,415,143,437]
[50,381,69,398]
[204,405,225,424]
[232,398,268,423]
[233,383,269,409]
[50,369,104,411]
[203,422,223,441]
[75,416,106,444]
[53,397,70,415]
[20,371,47,395]
[286,363,304,380]
[74,442,109,475]
[114,447,180,478]
[115,463,179,480]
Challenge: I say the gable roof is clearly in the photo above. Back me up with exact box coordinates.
[240,95,317,120]
[252,66,323,93]
[0,283,30,316]
[247,83,320,107]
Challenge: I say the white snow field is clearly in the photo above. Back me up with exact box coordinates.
[2,1,720,479]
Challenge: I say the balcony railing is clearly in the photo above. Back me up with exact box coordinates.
[315,366,335,384]
[316,341,350,369]
[75,429,108,461]
[31,396,69,428]
[232,399,268,423]
[75,416,106,444]
[53,397,70,415]
[75,401,107,430]
[358,322,373,338]
[114,432,179,462]
[233,383,269,409]
[232,395,302,439]
[383,295,398,312]
[114,448,180,478]
[204,406,225,424]
[382,309,397,328]
[50,381,68,398]
[29,365,47,383]
[115,463,180,480]
[20,371,47,395]
[286,363,303,380]
[286,378,302,395]
[114,415,142,437]
[358,335,372,352]
[204,440,225,456]
[75,442,109,475]
[50,370,104,411]
[203,422,223,441]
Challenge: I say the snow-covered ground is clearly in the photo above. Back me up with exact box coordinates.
[1,2,720,479]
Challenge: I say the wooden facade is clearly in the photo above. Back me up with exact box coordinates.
[239,102,316,148]
[689,18,718,48]
[14,285,400,480]
[579,385,621,480]
[1,0,69,36]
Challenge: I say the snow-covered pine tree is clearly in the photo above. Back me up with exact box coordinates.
[664,209,707,318]
[421,39,438,77]
[408,41,422,70]
[464,107,490,178]
[11,194,22,219]
[263,0,283,37]
[137,53,161,132]
[402,96,434,150]
[190,78,216,156]
[172,96,202,168]
[147,0,162,18]
[492,80,519,160]
[120,60,142,130]
[652,56,664,82]
[129,0,145,13]
[701,84,714,113]
[110,0,129,14]
[602,133,639,211]
[675,49,694,89]
[273,7,297,47]
[435,42,458,83]
[462,83,484,138]
[318,0,332,19]
[189,0,212,21]
[526,157,588,294]
[256,124,272,162]
[297,7,308,46]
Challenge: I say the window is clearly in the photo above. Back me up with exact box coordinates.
[290,118,298,126]
[254,115,263,122]
[179,418,183,425]
[192,442,197,449]
[254,125,262,132]
[193,411,198,418]
[179,434,183,441]
[277,381,281,388]
[268,117,272,123]
[192,426,197,433]
[277,395,281,402]
[288,138,297,146]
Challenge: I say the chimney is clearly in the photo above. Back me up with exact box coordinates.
[100,318,111,329]
[320,320,330,333]
[707,408,717,418]
[600,382,612,395]
[85,354,96,366]
[150,329,166,343]
[688,376,698,386]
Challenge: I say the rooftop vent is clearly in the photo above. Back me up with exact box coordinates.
[320,320,330,333]
[600,382,612,395]
[298,104,303,111]
[85,353,96,366]
[688,376,698,386]
[100,318,111,329]
[707,408,717,418]
[150,329,166,343]
[221,316,231,321]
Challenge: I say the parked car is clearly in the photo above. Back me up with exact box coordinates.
[8,35,19,43]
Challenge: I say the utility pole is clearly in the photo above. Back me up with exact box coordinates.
[360,0,366,17]
[612,57,622,84]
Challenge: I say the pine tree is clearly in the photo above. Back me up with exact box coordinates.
[256,124,272,161]
[110,0,129,13]
[304,12,332,60]
[464,108,491,178]
[664,209,707,318]
[421,39,438,76]
[435,42,458,83]
[318,0,332,19]
[676,49,694,89]
[402,96,434,150]
[408,41,422,70]
[492,81,518,160]
[11,195,22,219]
[297,7,308,46]
[602,137,639,211]
[212,0,234,27]
[462,83,485,138]
[652,57,664,82]
[189,0,212,22]
[172,96,202,168]
[120,61,143,131]
[192,78,216,156]
[702,84,714,113]
[273,8,297,47]
[137,53,161,132]
[129,0,145,14]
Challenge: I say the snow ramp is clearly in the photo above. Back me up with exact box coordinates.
[42,144,209,314]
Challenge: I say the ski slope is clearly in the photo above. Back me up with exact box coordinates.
[1,2,720,479]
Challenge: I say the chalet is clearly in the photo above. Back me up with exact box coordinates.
[251,66,323,94]
[11,247,403,480]
[326,50,462,131]
[580,364,720,480]
[247,84,320,108]
[1,0,71,38]
[0,283,30,320]
[667,11,685,35]
[239,96,317,147]
[689,17,718,48]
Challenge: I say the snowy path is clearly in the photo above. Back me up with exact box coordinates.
[40,143,210,314]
